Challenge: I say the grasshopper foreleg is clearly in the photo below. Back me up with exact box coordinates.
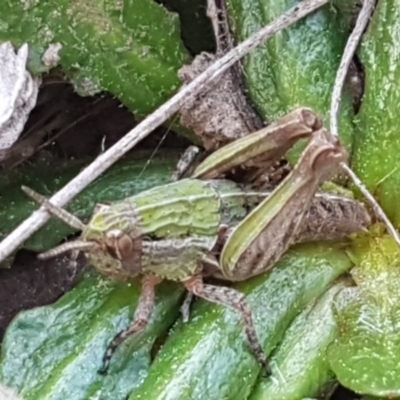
[183,275,271,376]
[98,274,161,375]
[65,249,80,281]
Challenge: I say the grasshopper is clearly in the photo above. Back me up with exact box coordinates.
[22,108,371,376]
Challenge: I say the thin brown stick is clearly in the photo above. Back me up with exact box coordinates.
[0,0,328,262]
[341,163,400,247]
[330,0,375,137]
[329,0,400,247]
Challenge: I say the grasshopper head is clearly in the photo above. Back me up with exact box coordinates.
[78,204,143,280]
[28,195,143,281]
[80,231,142,281]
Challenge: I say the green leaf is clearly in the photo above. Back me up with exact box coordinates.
[352,0,400,227]
[0,0,190,117]
[250,279,351,400]
[328,228,400,397]
[0,272,184,400]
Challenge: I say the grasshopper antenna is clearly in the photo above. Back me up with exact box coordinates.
[38,241,96,259]
[21,186,87,231]
[22,186,94,262]
[135,115,179,182]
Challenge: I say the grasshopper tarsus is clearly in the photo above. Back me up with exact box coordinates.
[184,275,270,373]
[261,361,272,378]
[97,363,109,376]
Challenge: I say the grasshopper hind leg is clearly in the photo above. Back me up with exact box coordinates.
[183,275,271,376]
[98,274,161,375]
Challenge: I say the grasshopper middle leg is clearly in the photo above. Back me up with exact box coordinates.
[170,145,200,181]
[98,274,161,374]
[183,274,271,375]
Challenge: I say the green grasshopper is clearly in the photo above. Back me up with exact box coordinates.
[22,107,371,376]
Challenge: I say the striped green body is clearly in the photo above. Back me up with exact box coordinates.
[82,179,249,281]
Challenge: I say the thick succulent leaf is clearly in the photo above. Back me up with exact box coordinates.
[250,279,352,400]
[328,228,400,397]
[352,0,400,227]
[0,272,184,400]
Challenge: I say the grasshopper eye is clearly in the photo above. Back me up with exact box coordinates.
[104,229,135,261]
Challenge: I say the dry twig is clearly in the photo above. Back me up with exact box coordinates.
[0,0,329,262]
[329,0,400,247]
